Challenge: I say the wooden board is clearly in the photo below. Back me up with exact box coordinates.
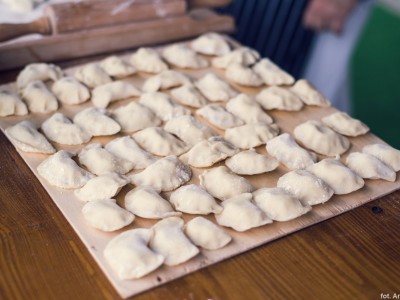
[0,40,399,299]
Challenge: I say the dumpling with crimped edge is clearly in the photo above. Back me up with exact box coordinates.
[196,104,244,129]
[132,127,189,157]
[180,136,238,168]
[130,155,191,192]
[184,217,232,250]
[125,186,181,219]
[277,170,334,206]
[78,143,134,176]
[322,112,369,137]
[169,184,222,215]
[212,47,260,69]
[74,63,112,88]
[150,217,199,266]
[51,76,90,105]
[91,80,140,108]
[307,158,364,195]
[82,199,134,232]
[225,63,264,87]
[22,80,58,113]
[105,136,157,169]
[74,172,129,202]
[0,91,28,117]
[41,112,91,145]
[199,166,254,200]
[139,92,191,122]
[253,58,295,86]
[225,123,279,149]
[195,73,238,102]
[190,32,231,56]
[255,86,303,111]
[129,47,168,74]
[170,84,208,108]
[225,148,279,175]
[111,101,161,133]
[252,188,311,222]
[17,62,63,89]
[162,44,208,69]
[215,193,272,232]
[5,120,55,154]
[226,93,274,124]
[142,70,191,93]
[164,115,217,146]
[104,228,165,279]
[291,79,330,107]
[266,133,317,170]
[294,120,350,156]
[37,150,94,189]
[100,55,136,78]
[73,107,121,136]
[346,152,396,182]
[362,143,400,172]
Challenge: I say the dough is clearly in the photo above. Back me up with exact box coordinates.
[73,107,121,136]
[129,47,168,73]
[17,63,63,89]
[74,63,112,88]
[253,58,295,86]
[362,143,400,172]
[226,93,273,124]
[322,112,369,137]
[196,104,244,129]
[225,148,279,175]
[92,80,141,108]
[190,32,231,56]
[225,63,264,87]
[291,79,330,106]
[212,47,260,69]
[51,76,90,105]
[0,91,28,116]
[195,73,238,102]
[142,70,191,92]
[100,55,136,78]
[162,44,208,69]
[225,123,279,149]
[255,86,303,111]
[22,80,58,113]
[170,84,208,108]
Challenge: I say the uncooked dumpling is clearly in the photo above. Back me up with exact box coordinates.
[5,120,55,154]
[255,86,303,111]
[0,91,28,116]
[346,152,396,182]
[266,133,317,170]
[74,172,129,202]
[252,188,311,222]
[111,101,161,132]
[322,112,369,137]
[92,81,140,108]
[291,79,330,106]
[82,199,134,232]
[100,55,136,78]
[142,70,191,92]
[78,143,134,176]
[225,63,264,87]
[199,166,254,200]
[164,115,216,146]
[105,136,157,169]
[125,186,181,219]
[190,32,231,56]
[22,80,58,113]
[196,104,244,129]
[215,193,271,232]
[225,123,279,149]
[139,92,191,121]
[104,228,164,279]
[41,112,91,145]
[129,47,168,73]
[170,84,208,108]
[212,47,260,69]
[17,63,63,89]
[294,120,350,156]
[307,158,364,195]
[195,73,238,102]
[180,136,239,168]
[162,44,208,69]
[73,107,121,136]
[51,76,90,105]
[253,58,295,86]
[184,217,231,250]
[362,143,400,172]
[169,184,222,215]
[225,148,279,175]
[132,127,189,156]
[277,170,334,205]
[226,93,273,124]
[37,150,94,189]
[130,155,191,192]
[74,63,112,88]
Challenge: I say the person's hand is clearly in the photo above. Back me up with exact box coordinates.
[303,0,358,33]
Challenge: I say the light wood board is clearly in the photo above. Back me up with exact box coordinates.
[1,41,399,299]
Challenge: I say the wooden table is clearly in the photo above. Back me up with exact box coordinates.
[1,60,400,300]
